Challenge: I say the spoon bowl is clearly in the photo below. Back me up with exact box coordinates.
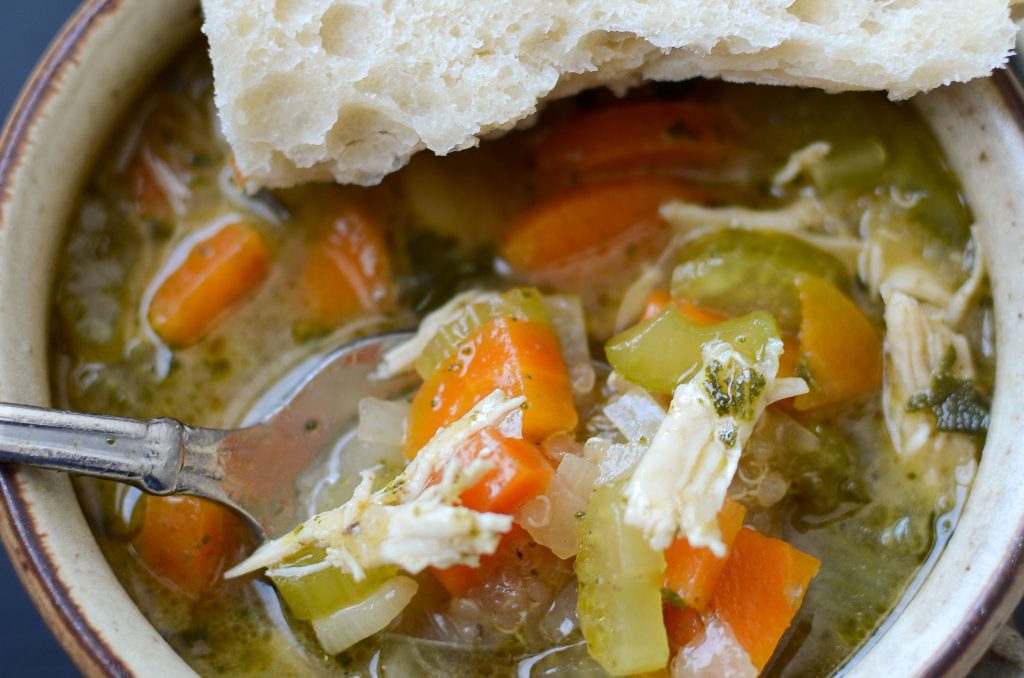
[0,331,416,540]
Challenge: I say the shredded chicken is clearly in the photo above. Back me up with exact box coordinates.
[660,196,823,234]
[882,291,976,468]
[622,338,805,555]
[660,196,862,273]
[772,141,832,187]
[226,390,520,580]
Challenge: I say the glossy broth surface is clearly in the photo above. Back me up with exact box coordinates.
[50,43,992,677]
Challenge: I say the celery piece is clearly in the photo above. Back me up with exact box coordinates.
[671,230,849,331]
[268,549,398,621]
[606,306,780,394]
[414,287,549,379]
[575,483,668,676]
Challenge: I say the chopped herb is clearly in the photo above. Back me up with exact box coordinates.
[906,348,990,434]
[702,359,766,420]
[661,587,688,610]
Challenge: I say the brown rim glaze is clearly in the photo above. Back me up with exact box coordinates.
[1,3,1023,677]
[0,1,128,676]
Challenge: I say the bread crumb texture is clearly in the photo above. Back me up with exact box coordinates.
[202,0,1022,189]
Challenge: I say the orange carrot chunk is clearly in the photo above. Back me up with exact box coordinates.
[709,527,821,670]
[642,292,730,326]
[133,495,239,600]
[148,222,270,347]
[642,290,672,321]
[663,497,747,612]
[536,101,739,181]
[300,204,393,327]
[500,178,702,284]
[455,428,555,514]
[406,316,577,456]
[792,273,883,411]
[431,563,479,598]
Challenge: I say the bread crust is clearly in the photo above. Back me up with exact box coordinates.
[202,0,1021,189]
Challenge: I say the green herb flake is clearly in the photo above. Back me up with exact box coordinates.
[906,348,990,434]
[660,588,688,610]
[702,359,766,420]
[718,425,737,448]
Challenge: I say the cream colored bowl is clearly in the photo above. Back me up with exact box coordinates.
[2,0,1024,675]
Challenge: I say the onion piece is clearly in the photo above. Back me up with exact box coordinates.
[516,454,598,559]
[671,618,757,678]
[614,264,663,333]
[604,388,666,441]
[358,397,411,447]
[583,437,647,485]
[311,576,419,654]
[541,294,595,395]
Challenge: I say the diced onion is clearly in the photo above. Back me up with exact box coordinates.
[516,454,598,558]
[583,438,647,485]
[614,264,663,333]
[358,397,411,447]
[542,295,595,395]
[310,576,419,655]
[603,388,665,441]
[671,618,757,678]
[541,431,583,465]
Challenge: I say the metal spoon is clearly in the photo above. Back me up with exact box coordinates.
[0,332,416,540]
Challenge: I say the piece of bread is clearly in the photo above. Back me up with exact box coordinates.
[202,0,1022,189]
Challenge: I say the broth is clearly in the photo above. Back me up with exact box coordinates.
[49,42,991,676]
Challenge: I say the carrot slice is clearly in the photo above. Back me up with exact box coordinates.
[663,604,705,656]
[149,222,270,347]
[133,495,240,600]
[642,290,672,321]
[709,527,821,670]
[455,428,555,514]
[536,101,738,182]
[300,204,393,327]
[663,497,747,612]
[792,273,882,410]
[406,316,577,456]
[500,178,701,285]
[642,292,730,326]
[431,563,478,598]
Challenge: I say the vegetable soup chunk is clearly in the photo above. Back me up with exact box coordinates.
[54,48,991,677]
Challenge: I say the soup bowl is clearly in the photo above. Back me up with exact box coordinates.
[2,0,1024,675]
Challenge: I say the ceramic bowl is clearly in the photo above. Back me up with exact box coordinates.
[2,0,1024,675]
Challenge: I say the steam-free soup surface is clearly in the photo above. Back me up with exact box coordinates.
[51,43,992,677]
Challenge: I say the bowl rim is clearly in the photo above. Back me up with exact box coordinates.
[0,1,1023,676]
[0,2,135,675]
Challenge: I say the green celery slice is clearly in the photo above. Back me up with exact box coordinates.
[671,230,849,331]
[575,482,668,676]
[414,287,549,379]
[268,549,398,621]
[606,306,780,394]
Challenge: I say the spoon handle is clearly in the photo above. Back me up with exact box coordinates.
[0,402,185,494]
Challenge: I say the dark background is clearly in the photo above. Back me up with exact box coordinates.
[2,5,87,677]
[0,2,1022,677]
